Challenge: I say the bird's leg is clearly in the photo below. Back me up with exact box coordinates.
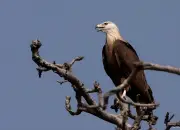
[121,89,127,100]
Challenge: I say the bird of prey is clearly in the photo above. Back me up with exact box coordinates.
[95,21,156,117]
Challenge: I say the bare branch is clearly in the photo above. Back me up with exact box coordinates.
[69,56,84,67]
[30,39,180,130]
[65,96,82,116]
[53,57,83,71]
[84,81,104,109]
[86,81,101,93]
[119,96,159,108]
[164,112,180,130]
[93,81,104,107]
[135,62,180,75]
[166,122,180,130]
[62,56,84,71]
[31,40,95,105]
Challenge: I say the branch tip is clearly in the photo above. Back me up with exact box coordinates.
[75,56,84,61]
[57,80,68,85]
[31,39,42,49]
[94,81,101,92]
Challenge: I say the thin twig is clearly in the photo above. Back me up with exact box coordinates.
[65,96,82,116]
[81,81,104,109]
[69,56,84,67]
[93,81,104,107]
[57,80,68,85]
[86,81,100,93]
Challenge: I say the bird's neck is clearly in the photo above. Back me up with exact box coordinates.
[106,30,124,48]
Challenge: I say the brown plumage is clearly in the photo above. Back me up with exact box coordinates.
[102,39,154,104]
[95,21,155,115]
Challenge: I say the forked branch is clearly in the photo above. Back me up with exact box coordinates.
[164,112,180,130]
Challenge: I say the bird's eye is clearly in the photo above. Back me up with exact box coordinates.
[104,22,108,25]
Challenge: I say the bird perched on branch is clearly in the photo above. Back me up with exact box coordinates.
[95,21,156,118]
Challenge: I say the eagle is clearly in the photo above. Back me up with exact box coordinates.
[95,21,156,116]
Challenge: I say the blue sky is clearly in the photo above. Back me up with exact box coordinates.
[0,0,180,130]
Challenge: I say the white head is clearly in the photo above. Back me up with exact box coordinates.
[95,21,119,34]
[95,21,124,41]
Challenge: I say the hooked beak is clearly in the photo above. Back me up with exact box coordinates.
[95,24,104,32]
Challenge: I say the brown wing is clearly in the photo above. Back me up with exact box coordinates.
[102,44,125,87]
[102,45,112,77]
[113,40,154,103]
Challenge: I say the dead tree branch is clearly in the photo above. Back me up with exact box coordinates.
[30,39,180,130]
[30,39,132,130]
